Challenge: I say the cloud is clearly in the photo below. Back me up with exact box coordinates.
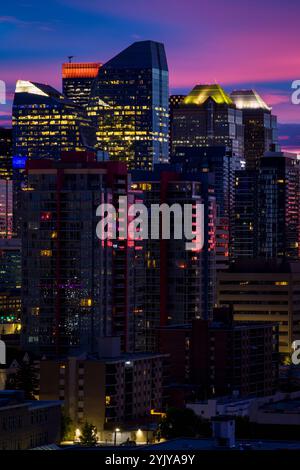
[0,15,54,31]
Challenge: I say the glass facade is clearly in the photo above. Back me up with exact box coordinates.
[62,62,102,108]
[88,41,169,170]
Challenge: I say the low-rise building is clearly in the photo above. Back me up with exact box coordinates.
[0,390,61,450]
[39,339,167,441]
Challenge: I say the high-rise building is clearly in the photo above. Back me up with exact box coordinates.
[169,95,185,154]
[0,238,21,335]
[172,146,241,269]
[0,128,12,179]
[233,170,258,259]
[171,84,244,163]
[62,62,102,108]
[0,179,13,238]
[217,259,300,355]
[230,89,278,170]
[21,152,141,356]
[12,80,96,161]
[258,151,300,260]
[132,164,216,351]
[12,80,97,236]
[88,40,169,170]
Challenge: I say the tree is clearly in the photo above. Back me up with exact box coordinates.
[5,360,39,399]
[61,413,74,442]
[79,422,98,446]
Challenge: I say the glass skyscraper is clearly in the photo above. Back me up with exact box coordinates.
[171,84,244,165]
[88,40,169,170]
[230,89,278,170]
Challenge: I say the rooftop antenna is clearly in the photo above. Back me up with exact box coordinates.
[68,55,74,63]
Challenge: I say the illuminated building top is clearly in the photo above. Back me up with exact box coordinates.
[183,84,233,106]
[230,89,271,111]
[62,62,102,79]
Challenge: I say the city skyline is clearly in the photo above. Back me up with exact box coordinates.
[0,0,300,152]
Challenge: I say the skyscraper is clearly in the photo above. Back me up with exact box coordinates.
[12,80,96,160]
[0,238,21,335]
[62,62,102,108]
[172,146,241,269]
[132,165,216,351]
[12,80,97,235]
[88,40,169,170]
[169,95,185,154]
[230,89,278,170]
[233,170,258,259]
[171,84,244,163]
[258,151,300,260]
[0,178,13,238]
[0,128,12,179]
[21,152,142,356]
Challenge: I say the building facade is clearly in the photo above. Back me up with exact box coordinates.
[88,41,169,170]
[132,165,216,351]
[158,312,278,402]
[217,259,300,355]
[171,84,244,164]
[0,238,21,336]
[258,151,300,260]
[0,390,61,450]
[230,89,278,170]
[39,347,166,437]
[0,128,12,180]
[172,146,241,269]
[21,153,142,356]
[62,62,102,108]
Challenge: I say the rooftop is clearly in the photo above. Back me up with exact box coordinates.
[230,89,271,111]
[183,84,233,106]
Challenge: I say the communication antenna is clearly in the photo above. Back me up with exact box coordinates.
[68,55,74,63]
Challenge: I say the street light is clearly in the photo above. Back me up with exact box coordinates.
[114,428,120,446]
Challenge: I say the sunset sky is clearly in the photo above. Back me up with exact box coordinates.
[1,0,300,151]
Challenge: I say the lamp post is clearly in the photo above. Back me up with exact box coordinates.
[114,427,120,446]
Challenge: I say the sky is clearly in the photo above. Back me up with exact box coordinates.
[1,0,300,151]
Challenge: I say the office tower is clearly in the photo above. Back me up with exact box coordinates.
[258,151,300,260]
[169,95,185,154]
[12,80,97,236]
[12,80,96,160]
[0,179,13,238]
[39,339,166,438]
[62,62,102,108]
[172,146,241,269]
[0,128,12,179]
[88,40,169,170]
[171,84,244,164]
[158,313,278,403]
[21,152,141,356]
[132,165,216,351]
[233,170,258,259]
[0,238,21,335]
[217,259,300,355]
[231,89,278,170]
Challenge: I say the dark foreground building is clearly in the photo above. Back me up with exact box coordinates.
[158,310,278,405]
[0,390,61,450]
